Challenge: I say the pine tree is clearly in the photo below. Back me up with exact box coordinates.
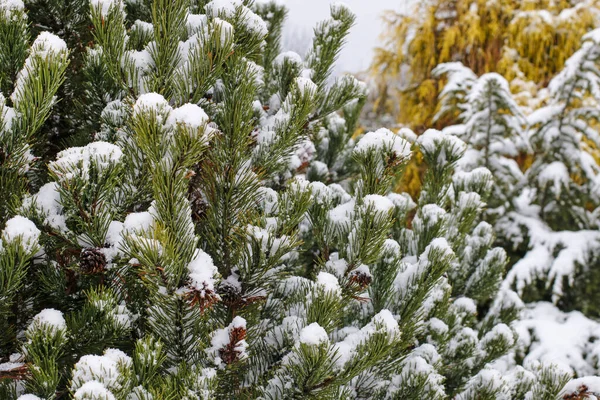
[0,1,69,224]
[0,0,596,399]
[492,28,600,379]
[433,63,527,216]
[524,29,600,231]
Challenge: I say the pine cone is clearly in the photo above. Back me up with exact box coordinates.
[190,188,208,224]
[218,281,241,306]
[349,269,372,291]
[563,385,593,400]
[219,325,247,365]
[80,248,107,275]
[185,281,221,313]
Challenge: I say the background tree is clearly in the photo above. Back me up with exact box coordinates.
[371,0,600,132]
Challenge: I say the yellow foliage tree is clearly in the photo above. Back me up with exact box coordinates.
[371,0,600,198]
[372,0,600,131]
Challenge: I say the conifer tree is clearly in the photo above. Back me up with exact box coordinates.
[523,29,600,231]
[0,0,597,399]
[434,63,527,216]
[0,1,69,224]
[482,28,600,379]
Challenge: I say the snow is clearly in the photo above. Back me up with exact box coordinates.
[428,317,449,336]
[395,238,453,296]
[0,361,23,372]
[123,211,154,233]
[104,348,132,367]
[125,49,153,76]
[480,323,515,349]
[390,346,445,398]
[31,31,68,54]
[186,14,207,34]
[49,142,123,182]
[416,204,447,229]
[453,297,477,315]
[274,51,303,67]
[383,239,401,258]
[583,28,600,44]
[133,19,153,34]
[167,103,211,133]
[110,305,131,329]
[247,225,289,255]
[0,95,16,135]
[373,309,398,334]
[418,128,467,157]
[206,0,267,37]
[290,137,316,170]
[351,263,371,279]
[73,381,116,400]
[295,77,317,95]
[213,18,234,45]
[331,1,351,14]
[515,302,600,376]
[310,161,329,178]
[316,271,341,294]
[71,349,130,393]
[453,168,493,191]
[29,308,66,333]
[0,0,24,18]
[537,161,569,195]
[325,254,349,277]
[242,8,268,37]
[333,310,399,368]
[299,322,329,345]
[12,32,67,105]
[387,192,416,212]
[133,92,171,116]
[0,0,24,10]
[205,0,242,18]
[328,199,355,227]
[354,128,411,159]
[397,127,417,143]
[17,396,42,400]
[206,317,248,367]
[456,369,511,400]
[22,183,67,233]
[258,187,279,215]
[363,194,395,213]
[187,249,219,295]
[90,0,124,16]
[2,216,40,253]
[500,212,600,301]
[561,376,600,397]
[105,221,123,247]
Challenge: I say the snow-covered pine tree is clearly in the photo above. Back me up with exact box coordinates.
[0,0,596,399]
[527,31,600,229]
[433,62,527,217]
[492,28,600,380]
[499,28,600,300]
[0,1,69,225]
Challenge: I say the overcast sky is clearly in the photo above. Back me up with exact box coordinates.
[281,0,412,75]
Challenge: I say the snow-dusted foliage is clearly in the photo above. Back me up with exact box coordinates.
[495,30,600,345]
[1,0,599,398]
[431,25,600,383]
[524,29,600,231]
[435,64,527,215]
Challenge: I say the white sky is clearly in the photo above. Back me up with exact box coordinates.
[281,0,411,75]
